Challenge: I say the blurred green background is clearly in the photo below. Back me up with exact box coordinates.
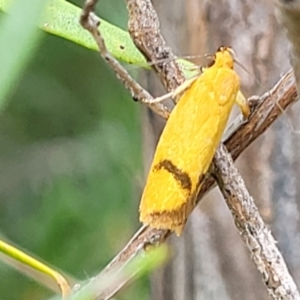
[0,0,147,299]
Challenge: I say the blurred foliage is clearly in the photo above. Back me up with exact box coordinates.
[0,0,147,299]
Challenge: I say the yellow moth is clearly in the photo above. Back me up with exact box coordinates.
[139,46,250,236]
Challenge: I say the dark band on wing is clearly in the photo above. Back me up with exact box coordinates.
[154,159,192,191]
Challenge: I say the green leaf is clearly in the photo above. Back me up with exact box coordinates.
[44,0,148,67]
[0,0,197,74]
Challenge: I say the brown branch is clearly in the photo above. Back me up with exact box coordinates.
[127,0,186,94]
[213,143,300,299]
[79,0,299,299]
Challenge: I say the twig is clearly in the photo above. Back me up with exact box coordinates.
[95,226,168,300]
[213,143,300,299]
[79,0,299,299]
[127,0,186,95]
[79,0,170,119]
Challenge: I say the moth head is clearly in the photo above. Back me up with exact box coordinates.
[214,46,235,69]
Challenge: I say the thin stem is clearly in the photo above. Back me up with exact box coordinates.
[0,240,70,297]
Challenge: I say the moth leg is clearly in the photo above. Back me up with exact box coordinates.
[144,76,198,104]
[235,90,250,119]
[143,90,175,104]
[80,0,170,119]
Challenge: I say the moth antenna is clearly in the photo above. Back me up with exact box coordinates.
[126,54,207,71]
[178,54,207,60]
[233,58,260,87]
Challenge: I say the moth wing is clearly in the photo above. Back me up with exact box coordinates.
[140,75,220,232]
[140,68,239,234]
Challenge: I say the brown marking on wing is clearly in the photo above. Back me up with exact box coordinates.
[143,173,206,236]
[154,159,192,192]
